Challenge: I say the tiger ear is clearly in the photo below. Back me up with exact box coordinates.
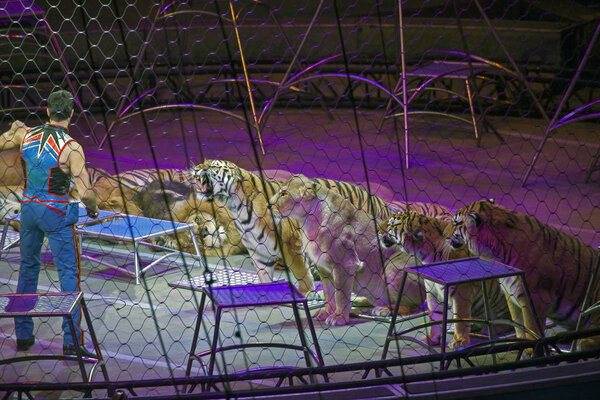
[310,181,322,194]
[469,213,482,228]
[233,168,243,182]
[488,198,495,204]
[412,228,423,241]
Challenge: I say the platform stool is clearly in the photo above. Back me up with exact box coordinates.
[382,257,542,370]
[0,292,109,398]
[170,273,324,391]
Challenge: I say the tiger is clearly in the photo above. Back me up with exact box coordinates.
[83,166,246,257]
[112,168,192,188]
[380,211,511,349]
[83,166,142,215]
[133,179,245,257]
[282,174,428,317]
[0,148,24,186]
[448,199,600,350]
[189,159,315,294]
[189,159,454,295]
[270,176,405,326]
[284,174,453,223]
[0,185,22,230]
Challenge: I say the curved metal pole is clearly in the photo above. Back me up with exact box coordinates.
[258,0,326,129]
[521,20,600,186]
[113,103,251,125]
[262,73,406,116]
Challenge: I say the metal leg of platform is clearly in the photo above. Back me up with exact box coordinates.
[0,292,110,394]
[571,247,600,351]
[586,149,600,183]
[182,282,324,391]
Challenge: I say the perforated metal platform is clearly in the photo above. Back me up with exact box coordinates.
[0,292,81,317]
[0,229,19,251]
[170,269,268,289]
[169,269,328,309]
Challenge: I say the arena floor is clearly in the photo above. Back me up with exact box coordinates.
[0,109,598,399]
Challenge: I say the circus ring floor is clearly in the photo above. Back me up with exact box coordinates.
[0,110,598,399]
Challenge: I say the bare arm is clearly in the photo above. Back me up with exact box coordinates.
[0,121,29,151]
[62,141,99,217]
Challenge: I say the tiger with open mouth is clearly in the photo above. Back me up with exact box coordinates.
[190,159,315,294]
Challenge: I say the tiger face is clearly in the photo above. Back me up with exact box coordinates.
[380,212,453,263]
[270,175,318,220]
[449,199,496,257]
[189,159,242,200]
[379,213,408,249]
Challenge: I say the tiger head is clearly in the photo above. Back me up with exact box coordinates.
[380,211,453,263]
[189,159,243,201]
[449,198,511,257]
[378,212,407,248]
[269,174,318,220]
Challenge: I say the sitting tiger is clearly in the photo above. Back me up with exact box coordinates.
[380,211,511,349]
[270,176,410,325]
[190,159,315,294]
[448,199,600,350]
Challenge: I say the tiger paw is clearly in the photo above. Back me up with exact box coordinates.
[426,334,441,347]
[313,309,330,321]
[575,337,600,351]
[450,336,470,350]
[302,290,318,302]
[371,306,392,317]
[325,314,350,326]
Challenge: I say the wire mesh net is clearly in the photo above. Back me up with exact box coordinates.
[0,0,599,398]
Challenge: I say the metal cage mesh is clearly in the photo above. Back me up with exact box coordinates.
[0,0,599,398]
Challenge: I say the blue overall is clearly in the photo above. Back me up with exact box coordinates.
[16,123,82,346]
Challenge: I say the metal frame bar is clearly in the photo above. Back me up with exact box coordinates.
[2,329,600,397]
[0,292,110,388]
[383,257,544,371]
[181,282,324,390]
[521,20,600,186]
[572,247,600,351]
[384,0,547,168]
[78,222,201,285]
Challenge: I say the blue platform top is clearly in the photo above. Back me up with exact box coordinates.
[0,292,81,317]
[75,206,118,225]
[78,215,191,240]
[203,281,306,307]
[405,257,522,285]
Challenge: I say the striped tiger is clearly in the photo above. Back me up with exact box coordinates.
[448,199,600,350]
[190,159,315,294]
[111,168,192,189]
[388,200,453,222]
[285,175,453,223]
[380,211,511,349]
[189,159,454,293]
[84,166,246,257]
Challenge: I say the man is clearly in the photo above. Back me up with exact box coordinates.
[0,90,99,358]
